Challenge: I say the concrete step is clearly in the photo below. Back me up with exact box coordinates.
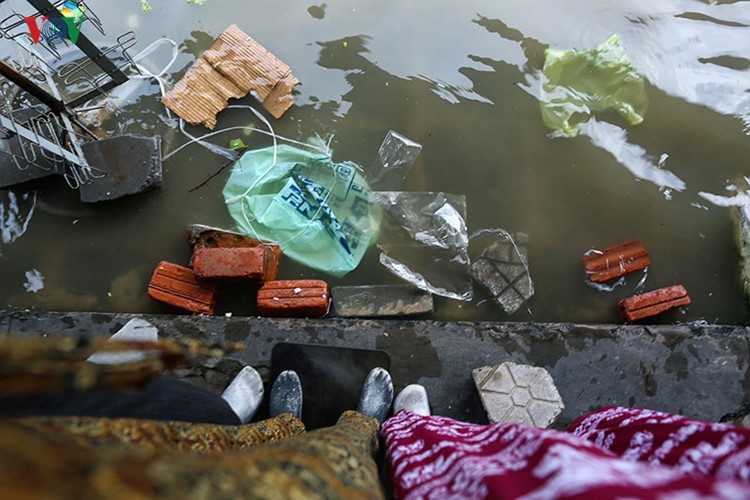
[3,310,748,427]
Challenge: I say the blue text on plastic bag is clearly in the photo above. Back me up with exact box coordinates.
[223,145,380,276]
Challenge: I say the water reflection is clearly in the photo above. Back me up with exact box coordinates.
[579,120,686,191]
[0,191,36,245]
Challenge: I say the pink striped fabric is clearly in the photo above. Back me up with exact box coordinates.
[382,407,750,499]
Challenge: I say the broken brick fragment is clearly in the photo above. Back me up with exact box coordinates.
[193,247,267,280]
[617,285,691,322]
[188,224,282,280]
[147,261,217,315]
[257,280,329,318]
[583,240,650,283]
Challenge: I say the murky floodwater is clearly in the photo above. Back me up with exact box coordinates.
[0,0,749,324]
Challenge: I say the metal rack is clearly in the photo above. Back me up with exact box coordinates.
[0,0,137,188]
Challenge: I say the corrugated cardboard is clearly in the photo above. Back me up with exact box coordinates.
[163,25,299,129]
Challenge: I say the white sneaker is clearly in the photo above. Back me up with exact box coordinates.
[394,384,430,416]
[221,366,264,424]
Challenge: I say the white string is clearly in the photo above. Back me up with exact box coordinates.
[137,47,342,248]
[128,38,179,119]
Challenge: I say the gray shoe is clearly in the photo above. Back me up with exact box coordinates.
[221,366,264,424]
[269,370,303,419]
[357,367,394,423]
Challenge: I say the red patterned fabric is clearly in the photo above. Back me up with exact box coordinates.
[382,408,750,499]
[570,406,750,482]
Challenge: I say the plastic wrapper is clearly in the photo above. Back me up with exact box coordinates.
[223,144,380,276]
[540,34,648,138]
[371,191,472,301]
[367,130,422,191]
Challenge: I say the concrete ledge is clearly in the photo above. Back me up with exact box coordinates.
[3,310,749,427]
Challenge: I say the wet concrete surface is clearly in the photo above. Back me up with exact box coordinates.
[2,310,749,427]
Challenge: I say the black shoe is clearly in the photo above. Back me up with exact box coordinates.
[269,370,303,419]
[356,367,393,423]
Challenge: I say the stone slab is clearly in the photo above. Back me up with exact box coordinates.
[331,285,433,318]
[3,311,750,428]
[473,362,564,427]
[79,135,162,203]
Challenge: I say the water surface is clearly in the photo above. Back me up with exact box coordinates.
[0,0,749,324]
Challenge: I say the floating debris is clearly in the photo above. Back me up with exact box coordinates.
[23,269,44,293]
[163,24,299,127]
[0,191,36,245]
[372,191,471,301]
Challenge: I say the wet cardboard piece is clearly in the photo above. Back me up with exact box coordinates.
[162,24,299,128]
[270,343,390,429]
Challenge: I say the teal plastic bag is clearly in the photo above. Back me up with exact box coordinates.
[540,34,648,137]
[223,144,380,276]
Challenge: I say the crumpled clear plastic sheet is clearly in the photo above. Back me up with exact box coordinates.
[370,191,472,301]
[366,130,422,191]
[223,144,380,276]
[540,34,648,138]
[0,191,36,245]
[470,229,534,315]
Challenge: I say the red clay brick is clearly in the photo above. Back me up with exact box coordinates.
[193,247,266,280]
[617,285,691,322]
[147,261,217,315]
[583,240,650,283]
[257,280,329,318]
[188,225,282,280]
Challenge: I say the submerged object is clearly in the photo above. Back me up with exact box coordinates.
[471,232,533,315]
[540,34,648,137]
